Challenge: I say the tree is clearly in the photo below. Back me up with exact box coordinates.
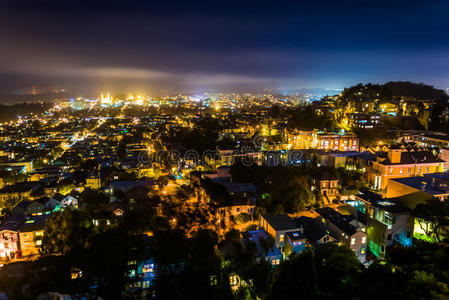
[235,213,251,224]
[414,198,449,242]
[269,251,318,299]
[259,235,275,255]
[42,208,93,254]
[314,243,362,296]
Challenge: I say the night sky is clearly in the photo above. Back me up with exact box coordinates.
[1,0,449,95]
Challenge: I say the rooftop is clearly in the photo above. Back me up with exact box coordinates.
[376,148,444,165]
[357,191,410,214]
[390,176,449,196]
[315,207,358,236]
[262,214,298,231]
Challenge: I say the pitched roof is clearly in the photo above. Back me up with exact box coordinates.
[20,215,49,232]
[315,207,358,236]
[262,214,298,231]
[376,149,444,165]
[0,214,25,232]
[295,216,329,243]
[15,200,32,210]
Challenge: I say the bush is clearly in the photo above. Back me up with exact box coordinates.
[235,213,251,224]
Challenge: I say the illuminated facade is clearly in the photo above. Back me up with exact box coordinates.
[349,193,414,258]
[19,216,46,257]
[100,92,113,105]
[286,129,358,151]
[369,147,445,191]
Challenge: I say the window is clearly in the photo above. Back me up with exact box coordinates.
[351,238,355,245]
[390,168,393,174]
[399,168,403,174]
[142,281,150,289]
[426,166,429,173]
[387,234,392,240]
[210,275,218,286]
[36,240,42,246]
[418,167,421,173]
[279,235,284,243]
[362,237,366,244]
[408,168,411,174]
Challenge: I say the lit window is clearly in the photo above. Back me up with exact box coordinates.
[400,168,403,174]
[36,240,42,246]
[279,235,284,243]
[362,237,366,244]
[351,238,355,245]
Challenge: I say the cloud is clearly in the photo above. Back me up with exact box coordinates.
[67,67,171,80]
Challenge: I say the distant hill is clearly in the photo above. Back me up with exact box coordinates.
[0,102,53,122]
[338,82,448,103]
[0,92,72,104]
[384,81,447,100]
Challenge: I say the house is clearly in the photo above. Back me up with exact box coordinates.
[386,173,449,208]
[313,151,360,169]
[286,129,359,151]
[414,135,449,169]
[284,230,310,257]
[349,113,381,129]
[0,182,39,208]
[61,193,79,209]
[216,197,256,226]
[19,215,48,257]
[203,166,232,181]
[259,214,300,250]
[369,146,445,191]
[245,230,283,266]
[315,207,367,262]
[348,192,414,258]
[0,214,24,261]
[214,180,257,225]
[45,193,65,210]
[12,200,45,216]
[294,216,337,247]
[86,175,101,190]
[309,171,339,204]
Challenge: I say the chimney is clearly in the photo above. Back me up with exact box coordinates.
[388,149,402,164]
